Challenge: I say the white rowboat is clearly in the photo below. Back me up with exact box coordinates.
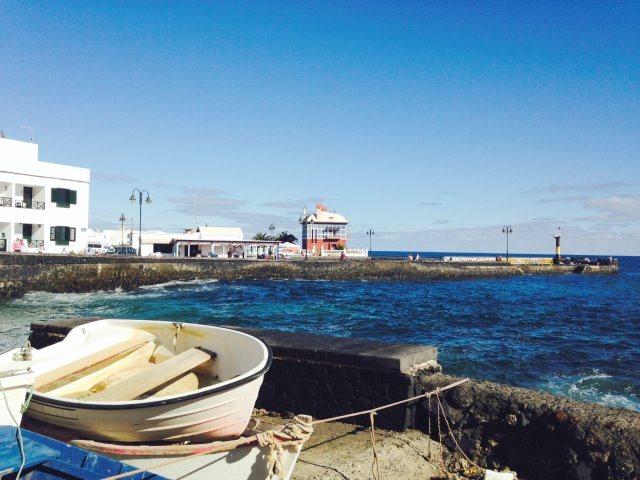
[0,319,272,443]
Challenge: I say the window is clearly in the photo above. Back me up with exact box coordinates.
[23,224,33,242]
[50,226,76,245]
[51,188,77,208]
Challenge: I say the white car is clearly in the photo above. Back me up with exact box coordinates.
[86,242,115,255]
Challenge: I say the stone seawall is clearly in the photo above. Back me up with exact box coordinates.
[27,319,639,480]
[0,253,617,298]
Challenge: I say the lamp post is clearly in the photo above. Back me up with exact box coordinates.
[129,189,152,256]
[119,213,126,246]
[366,228,375,257]
[502,225,513,262]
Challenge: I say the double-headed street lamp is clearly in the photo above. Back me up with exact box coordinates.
[502,225,513,262]
[129,189,152,256]
[366,228,375,256]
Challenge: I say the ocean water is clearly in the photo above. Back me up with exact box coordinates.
[0,253,638,412]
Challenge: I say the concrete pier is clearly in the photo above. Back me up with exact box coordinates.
[0,253,618,298]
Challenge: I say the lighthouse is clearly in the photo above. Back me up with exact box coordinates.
[553,228,562,263]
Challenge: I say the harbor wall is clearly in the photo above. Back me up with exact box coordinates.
[0,253,617,298]
[27,319,639,480]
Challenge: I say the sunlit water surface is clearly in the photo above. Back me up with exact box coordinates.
[1,255,638,411]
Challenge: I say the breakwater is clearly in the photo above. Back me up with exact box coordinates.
[27,319,640,480]
[0,253,617,298]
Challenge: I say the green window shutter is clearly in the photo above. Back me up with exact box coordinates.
[69,190,77,205]
[54,226,69,245]
[51,188,58,203]
[55,189,70,208]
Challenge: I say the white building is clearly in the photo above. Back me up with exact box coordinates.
[0,137,90,253]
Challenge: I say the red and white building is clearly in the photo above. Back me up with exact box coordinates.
[299,203,349,255]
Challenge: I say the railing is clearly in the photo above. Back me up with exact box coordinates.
[0,197,11,207]
[28,240,45,248]
[15,200,45,210]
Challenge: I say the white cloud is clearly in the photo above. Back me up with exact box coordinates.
[585,195,640,216]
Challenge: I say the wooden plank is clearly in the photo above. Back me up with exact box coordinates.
[46,342,156,398]
[148,372,199,398]
[35,337,153,390]
[90,347,213,402]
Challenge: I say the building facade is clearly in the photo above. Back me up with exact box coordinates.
[0,137,90,253]
[299,203,349,255]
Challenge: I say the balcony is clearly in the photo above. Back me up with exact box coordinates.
[0,197,11,207]
[15,200,45,210]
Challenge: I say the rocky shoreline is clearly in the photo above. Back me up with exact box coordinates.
[0,253,617,298]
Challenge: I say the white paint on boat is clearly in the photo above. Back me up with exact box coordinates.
[0,319,272,442]
[0,367,34,426]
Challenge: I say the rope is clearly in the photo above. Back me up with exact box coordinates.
[257,431,285,479]
[0,372,33,480]
[369,411,380,480]
[313,378,469,425]
[434,389,485,472]
[171,322,183,351]
[436,388,445,469]
[101,414,313,480]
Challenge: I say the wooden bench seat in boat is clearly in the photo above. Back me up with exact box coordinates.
[90,347,215,402]
[46,342,158,398]
[35,336,154,390]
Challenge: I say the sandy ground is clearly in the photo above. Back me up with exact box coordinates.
[289,418,474,480]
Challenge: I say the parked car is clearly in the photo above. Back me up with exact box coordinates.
[107,246,137,255]
[86,243,115,255]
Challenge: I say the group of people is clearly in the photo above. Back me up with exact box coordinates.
[408,253,420,262]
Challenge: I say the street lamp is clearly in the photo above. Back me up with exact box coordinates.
[502,225,513,262]
[129,189,152,256]
[119,213,126,246]
[366,228,375,256]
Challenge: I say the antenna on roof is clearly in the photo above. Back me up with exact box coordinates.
[19,125,34,142]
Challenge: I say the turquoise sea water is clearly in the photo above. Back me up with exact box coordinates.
[1,253,638,411]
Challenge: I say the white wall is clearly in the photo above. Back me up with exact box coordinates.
[0,138,90,253]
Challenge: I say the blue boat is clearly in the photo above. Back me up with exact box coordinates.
[0,426,166,479]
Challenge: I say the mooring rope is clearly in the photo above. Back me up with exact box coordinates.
[101,414,313,480]
[312,377,469,425]
[0,368,34,480]
[434,390,485,472]
[369,411,380,480]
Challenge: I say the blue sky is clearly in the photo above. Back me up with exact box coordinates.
[1,1,638,255]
